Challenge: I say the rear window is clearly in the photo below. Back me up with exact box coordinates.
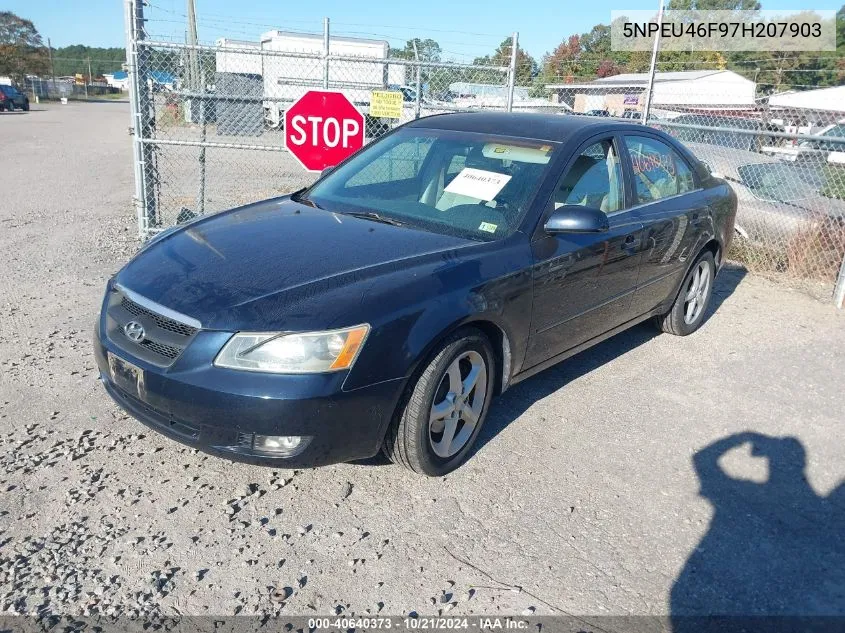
[737,163,826,202]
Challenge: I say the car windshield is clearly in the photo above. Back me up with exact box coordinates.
[305,128,558,241]
[1,85,19,95]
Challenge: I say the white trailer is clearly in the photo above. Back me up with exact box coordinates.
[216,32,407,128]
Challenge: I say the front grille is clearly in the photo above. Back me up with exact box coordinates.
[139,338,182,360]
[121,296,198,337]
[106,289,200,367]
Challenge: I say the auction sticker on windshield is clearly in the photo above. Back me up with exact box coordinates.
[444,168,512,201]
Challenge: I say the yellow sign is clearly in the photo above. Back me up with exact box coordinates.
[370,90,404,119]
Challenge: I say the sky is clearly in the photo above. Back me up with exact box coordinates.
[6,0,844,61]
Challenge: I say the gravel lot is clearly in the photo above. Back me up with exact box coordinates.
[1,102,844,621]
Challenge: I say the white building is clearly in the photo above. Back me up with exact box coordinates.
[768,86,845,115]
[103,71,130,91]
[547,70,756,115]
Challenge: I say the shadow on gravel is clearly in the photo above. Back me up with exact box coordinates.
[471,263,746,459]
[671,432,845,629]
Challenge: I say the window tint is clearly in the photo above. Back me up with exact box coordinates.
[553,139,624,213]
[625,136,695,204]
[346,138,434,187]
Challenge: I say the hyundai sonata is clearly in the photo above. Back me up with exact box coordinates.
[95,112,736,476]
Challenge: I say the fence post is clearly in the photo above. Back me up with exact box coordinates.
[322,18,330,90]
[834,252,845,310]
[412,40,422,119]
[641,0,665,125]
[124,0,146,238]
[505,32,518,112]
[126,0,159,234]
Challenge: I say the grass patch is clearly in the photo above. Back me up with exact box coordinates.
[730,214,845,283]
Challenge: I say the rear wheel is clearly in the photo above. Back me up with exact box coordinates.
[655,251,715,336]
[383,328,495,476]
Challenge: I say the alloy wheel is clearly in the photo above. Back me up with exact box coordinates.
[683,260,711,325]
[428,350,488,458]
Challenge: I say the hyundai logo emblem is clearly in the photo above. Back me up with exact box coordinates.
[124,321,146,342]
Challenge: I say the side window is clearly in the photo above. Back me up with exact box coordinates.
[553,139,624,214]
[624,136,695,205]
[345,138,434,187]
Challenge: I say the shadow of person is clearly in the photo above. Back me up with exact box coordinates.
[671,432,845,631]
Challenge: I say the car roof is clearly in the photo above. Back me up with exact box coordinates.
[405,111,626,143]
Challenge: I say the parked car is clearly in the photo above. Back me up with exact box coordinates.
[0,84,30,111]
[585,109,610,117]
[798,121,845,153]
[686,142,845,241]
[663,114,782,153]
[621,110,642,120]
[95,113,737,476]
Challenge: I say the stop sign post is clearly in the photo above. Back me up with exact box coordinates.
[284,90,365,172]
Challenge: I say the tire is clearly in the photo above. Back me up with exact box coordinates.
[655,251,715,336]
[383,328,496,476]
[22,102,29,111]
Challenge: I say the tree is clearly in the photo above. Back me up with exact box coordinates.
[390,38,441,63]
[667,0,761,9]
[473,37,537,86]
[543,35,582,81]
[0,11,49,83]
[51,45,126,78]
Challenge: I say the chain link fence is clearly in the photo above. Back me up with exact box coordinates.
[125,0,845,304]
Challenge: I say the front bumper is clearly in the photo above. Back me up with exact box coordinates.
[94,325,404,468]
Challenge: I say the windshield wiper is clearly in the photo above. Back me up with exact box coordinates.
[343,211,405,227]
[290,188,323,209]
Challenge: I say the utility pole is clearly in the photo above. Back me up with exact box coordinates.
[641,0,665,124]
[47,37,55,98]
[505,32,518,112]
[185,0,199,91]
[47,38,55,79]
[86,57,92,98]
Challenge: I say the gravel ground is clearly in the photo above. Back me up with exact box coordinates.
[1,102,844,620]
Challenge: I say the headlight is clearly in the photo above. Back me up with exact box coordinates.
[214,324,369,374]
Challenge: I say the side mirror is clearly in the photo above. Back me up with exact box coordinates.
[544,205,609,234]
[320,166,335,178]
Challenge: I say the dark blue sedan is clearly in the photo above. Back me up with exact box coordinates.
[95,113,737,476]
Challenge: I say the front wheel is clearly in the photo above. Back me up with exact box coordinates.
[383,328,495,476]
[655,251,715,336]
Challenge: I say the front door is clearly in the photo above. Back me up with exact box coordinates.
[525,136,644,368]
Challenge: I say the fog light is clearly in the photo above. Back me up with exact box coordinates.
[253,434,311,456]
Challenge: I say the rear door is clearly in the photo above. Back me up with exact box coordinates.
[525,134,644,368]
[620,133,712,317]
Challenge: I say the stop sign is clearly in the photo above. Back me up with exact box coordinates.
[284,90,365,172]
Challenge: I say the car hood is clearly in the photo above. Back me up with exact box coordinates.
[116,197,473,329]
